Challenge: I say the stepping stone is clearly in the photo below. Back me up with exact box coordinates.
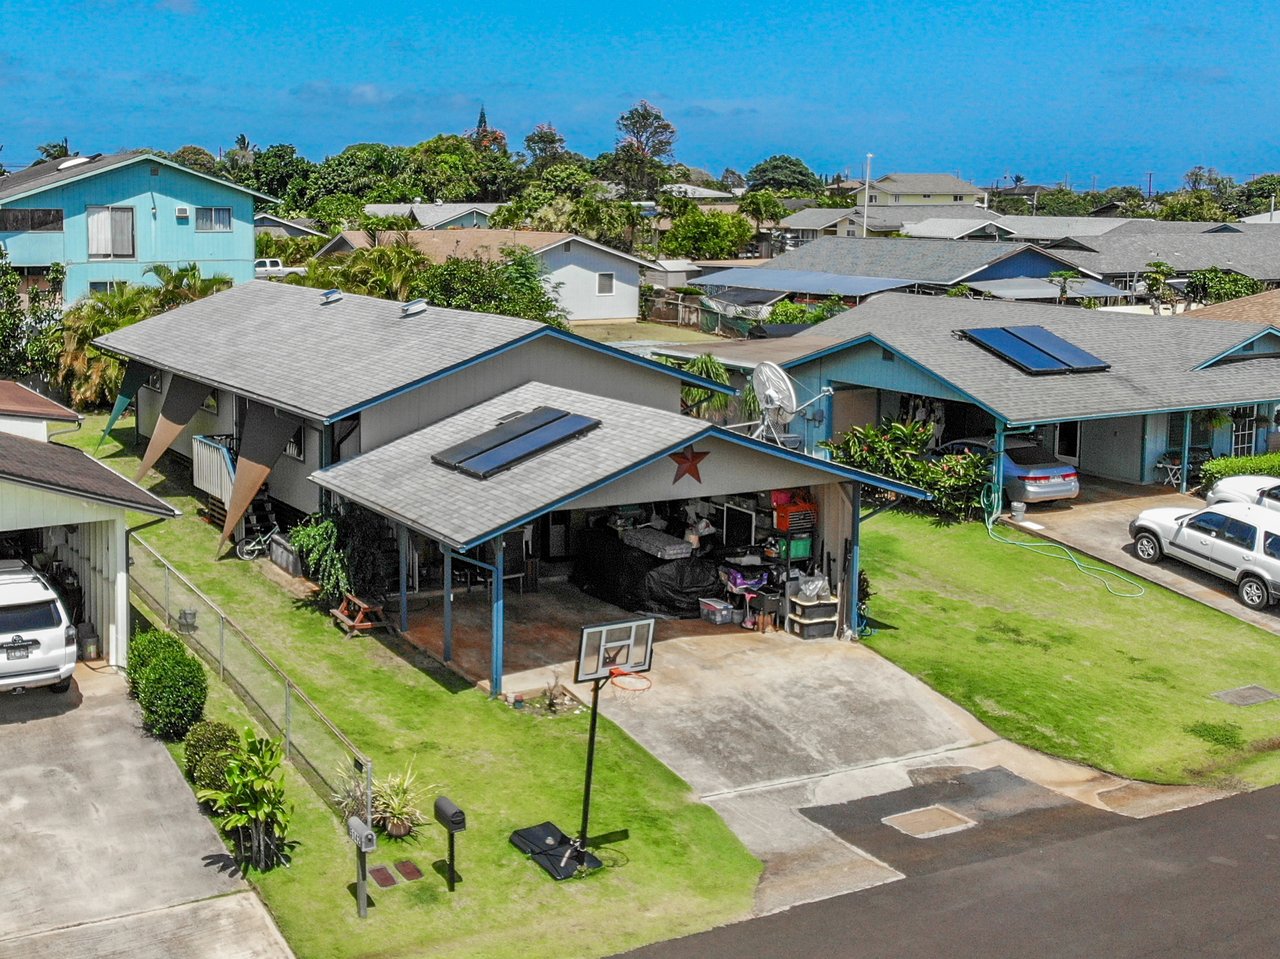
[1212,685,1279,706]
[369,865,398,888]
[394,860,423,881]
[882,804,977,839]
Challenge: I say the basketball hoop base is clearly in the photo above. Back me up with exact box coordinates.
[510,822,601,880]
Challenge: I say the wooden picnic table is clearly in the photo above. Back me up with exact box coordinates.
[330,593,388,637]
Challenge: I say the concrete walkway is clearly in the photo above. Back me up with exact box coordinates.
[0,666,292,959]
[1008,477,1280,636]
[568,630,1222,916]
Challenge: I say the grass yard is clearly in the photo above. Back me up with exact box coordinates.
[862,512,1280,787]
[572,321,719,345]
[75,417,760,959]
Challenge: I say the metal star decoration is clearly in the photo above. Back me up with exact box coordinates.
[669,445,709,483]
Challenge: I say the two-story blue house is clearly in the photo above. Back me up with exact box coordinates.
[0,151,270,302]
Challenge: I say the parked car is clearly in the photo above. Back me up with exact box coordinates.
[254,258,306,278]
[1206,475,1280,512]
[1129,502,1280,610]
[934,436,1080,504]
[0,560,76,694]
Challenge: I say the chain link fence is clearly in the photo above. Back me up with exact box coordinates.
[129,534,373,823]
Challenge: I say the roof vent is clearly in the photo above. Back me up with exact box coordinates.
[401,298,428,317]
[321,289,344,304]
[57,156,92,170]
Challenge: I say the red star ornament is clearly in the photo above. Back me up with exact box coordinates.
[669,445,709,484]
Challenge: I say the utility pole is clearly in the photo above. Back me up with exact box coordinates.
[1146,172,1154,198]
[861,153,873,237]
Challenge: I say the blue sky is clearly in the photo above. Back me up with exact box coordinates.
[3,0,1277,191]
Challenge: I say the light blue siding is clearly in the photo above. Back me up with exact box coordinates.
[0,158,256,301]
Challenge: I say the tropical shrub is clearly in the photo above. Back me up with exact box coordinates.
[183,720,238,780]
[289,513,349,601]
[138,649,208,740]
[765,295,848,325]
[373,765,430,838]
[1198,452,1280,488]
[822,420,991,521]
[126,628,186,699]
[290,503,394,603]
[198,730,295,872]
[194,750,233,793]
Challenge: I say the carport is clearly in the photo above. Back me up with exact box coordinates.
[0,430,177,666]
[312,381,927,694]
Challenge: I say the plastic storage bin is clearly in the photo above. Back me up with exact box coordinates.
[699,598,734,625]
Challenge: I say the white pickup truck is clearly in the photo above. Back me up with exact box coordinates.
[254,258,307,278]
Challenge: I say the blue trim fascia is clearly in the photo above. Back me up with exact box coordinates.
[542,328,736,395]
[322,327,549,423]
[1192,327,1280,371]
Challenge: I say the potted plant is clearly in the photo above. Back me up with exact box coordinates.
[374,766,428,839]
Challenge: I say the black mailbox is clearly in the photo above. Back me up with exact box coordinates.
[434,796,466,833]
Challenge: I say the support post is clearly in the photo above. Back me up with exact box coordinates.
[490,539,505,697]
[849,482,861,636]
[284,680,293,756]
[355,848,368,919]
[397,525,409,632]
[447,831,457,892]
[443,548,453,663]
[577,678,605,862]
[218,616,225,680]
[320,425,334,512]
[992,421,1007,520]
[1180,411,1192,495]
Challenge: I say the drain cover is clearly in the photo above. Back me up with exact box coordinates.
[1212,685,1279,706]
[882,804,976,839]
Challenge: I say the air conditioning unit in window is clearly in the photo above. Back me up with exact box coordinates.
[175,207,190,218]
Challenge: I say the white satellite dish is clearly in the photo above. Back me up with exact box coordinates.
[739,361,831,446]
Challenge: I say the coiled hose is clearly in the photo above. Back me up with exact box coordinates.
[981,482,1146,598]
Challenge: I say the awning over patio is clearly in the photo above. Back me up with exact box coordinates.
[310,382,928,694]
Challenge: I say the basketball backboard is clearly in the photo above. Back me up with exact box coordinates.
[576,618,655,684]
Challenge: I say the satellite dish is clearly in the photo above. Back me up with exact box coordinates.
[752,362,799,425]
[734,360,833,448]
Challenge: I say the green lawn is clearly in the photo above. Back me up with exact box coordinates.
[572,321,719,345]
[75,417,760,959]
[861,512,1280,787]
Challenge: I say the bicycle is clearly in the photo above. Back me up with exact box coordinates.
[235,525,279,561]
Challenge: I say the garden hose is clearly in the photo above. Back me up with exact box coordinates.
[981,482,1146,598]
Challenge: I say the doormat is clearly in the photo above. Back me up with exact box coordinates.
[369,865,398,888]
[394,860,424,881]
[1212,685,1279,706]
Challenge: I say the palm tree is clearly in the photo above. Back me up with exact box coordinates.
[145,262,232,311]
[33,138,73,165]
[58,283,157,407]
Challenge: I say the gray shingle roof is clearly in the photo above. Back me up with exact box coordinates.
[312,382,708,547]
[767,237,1082,284]
[780,208,859,230]
[791,292,1280,424]
[1048,231,1280,279]
[363,203,502,228]
[873,173,983,195]
[95,281,545,422]
[0,432,177,517]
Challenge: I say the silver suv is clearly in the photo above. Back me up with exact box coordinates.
[1129,502,1280,610]
[0,560,76,694]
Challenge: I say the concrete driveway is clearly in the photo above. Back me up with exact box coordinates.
[577,628,1221,915]
[0,665,292,959]
[1011,477,1280,636]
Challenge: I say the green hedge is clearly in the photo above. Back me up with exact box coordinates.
[1198,452,1280,488]
[139,649,208,741]
[126,629,186,700]
[183,720,238,780]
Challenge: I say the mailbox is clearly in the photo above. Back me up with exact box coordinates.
[434,796,466,833]
[348,816,376,853]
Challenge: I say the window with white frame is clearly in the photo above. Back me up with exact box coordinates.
[195,207,233,232]
[284,424,305,461]
[953,194,966,202]
[88,281,122,294]
[597,272,615,295]
[0,208,63,232]
[87,206,135,259]
[892,194,901,203]
[921,193,932,199]
[202,390,219,415]
[868,194,878,203]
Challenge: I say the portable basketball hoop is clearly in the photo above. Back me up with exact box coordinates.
[511,617,656,880]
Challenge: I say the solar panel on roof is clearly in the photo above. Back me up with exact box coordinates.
[964,327,1070,374]
[433,407,601,480]
[1005,326,1110,372]
[433,406,566,469]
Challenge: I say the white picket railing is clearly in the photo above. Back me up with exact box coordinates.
[192,434,236,505]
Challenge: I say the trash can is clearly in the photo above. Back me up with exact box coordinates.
[77,623,100,661]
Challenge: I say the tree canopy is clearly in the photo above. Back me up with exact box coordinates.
[745,155,820,194]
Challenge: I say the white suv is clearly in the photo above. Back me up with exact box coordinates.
[0,560,77,694]
[1129,502,1280,610]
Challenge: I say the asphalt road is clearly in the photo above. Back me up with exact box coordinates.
[621,786,1280,959]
